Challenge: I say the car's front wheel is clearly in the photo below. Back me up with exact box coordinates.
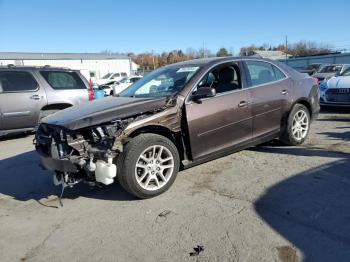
[117,134,180,198]
[280,104,311,146]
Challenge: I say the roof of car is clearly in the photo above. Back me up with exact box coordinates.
[0,65,77,71]
[321,64,350,66]
[168,56,282,67]
[172,57,241,66]
[0,52,129,60]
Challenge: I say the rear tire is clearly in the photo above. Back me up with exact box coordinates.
[280,104,310,146]
[117,134,180,199]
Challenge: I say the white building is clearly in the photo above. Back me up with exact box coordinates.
[0,52,139,80]
[250,50,291,60]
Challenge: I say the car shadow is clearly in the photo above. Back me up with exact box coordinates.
[253,134,350,157]
[317,131,350,141]
[320,107,350,115]
[0,132,33,141]
[0,150,136,203]
[317,118,350,122]
[254,147,350,262]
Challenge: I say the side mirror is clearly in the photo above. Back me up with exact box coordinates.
[335,71,340,77]
[192,87,216,101]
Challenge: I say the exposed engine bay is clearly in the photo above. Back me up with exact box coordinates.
[36,120,125,187]
[34,96,182,195]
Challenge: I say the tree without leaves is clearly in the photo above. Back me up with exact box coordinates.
[127,48,216,70]
[239,41,332,57]
[289,41,332,57]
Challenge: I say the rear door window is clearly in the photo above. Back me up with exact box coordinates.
[40,71,86,90]
[245,61,286,86]
[272,66,286,80]
[0,71,38,92]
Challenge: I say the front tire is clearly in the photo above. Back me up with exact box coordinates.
[280,104,310,146]
[117,134,180,199]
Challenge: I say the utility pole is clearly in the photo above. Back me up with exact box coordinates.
[202,41,205,58]
[285,35,288,64]
[152,50,155,70]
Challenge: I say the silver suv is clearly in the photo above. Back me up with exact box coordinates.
[0,66,90,135]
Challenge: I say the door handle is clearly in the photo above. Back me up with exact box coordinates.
[281,90,288,95]
[30,95,40,100]
[238,101,248,107]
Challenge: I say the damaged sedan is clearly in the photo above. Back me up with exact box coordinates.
[35,57,320,198]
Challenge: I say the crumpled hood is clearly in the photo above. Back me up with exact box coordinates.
[42,96,168,130]
[327,76,350,89]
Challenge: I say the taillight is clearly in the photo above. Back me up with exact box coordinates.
[88,78,95,101]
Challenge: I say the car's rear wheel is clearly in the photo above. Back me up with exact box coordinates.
[117,134,180,199]
[280,104,310,146]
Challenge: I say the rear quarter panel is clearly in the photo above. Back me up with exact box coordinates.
[290,72,320,119]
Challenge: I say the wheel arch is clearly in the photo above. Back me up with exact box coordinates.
[294,98,312,119]
[280,98,312,133]
[128,125,185,162]
[41,103,73,111]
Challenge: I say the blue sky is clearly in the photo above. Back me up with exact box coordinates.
[0,0,349,54]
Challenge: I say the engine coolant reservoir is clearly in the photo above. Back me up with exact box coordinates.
[95,157,117,185]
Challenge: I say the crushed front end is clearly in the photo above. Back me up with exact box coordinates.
[35,120,129,188]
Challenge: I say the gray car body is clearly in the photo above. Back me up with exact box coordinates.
[0,66,89,135]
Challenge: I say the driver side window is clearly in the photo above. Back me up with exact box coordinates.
[196,64,242,95]
[198,72,216,88]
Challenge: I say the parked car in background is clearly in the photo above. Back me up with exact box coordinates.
[112,76,142,95]
[319,67,350,106]
[97,81,118,96]
[313,64,350,83]
[95,72,128,85]
[35,57,319,199]
[300,63,323,75]
[98,76,143,96]
[291,66,305,72]
[0,66,91,135]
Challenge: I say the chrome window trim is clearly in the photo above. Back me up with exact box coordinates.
[185,58,289,105]
[242,77,289,90]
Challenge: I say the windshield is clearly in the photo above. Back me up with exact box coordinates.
[319,65,342,73]
[118,77,129,83]
[102,73,113,79]
[341,68,350,76]
[306,64,320,70]
[120,65,200,98]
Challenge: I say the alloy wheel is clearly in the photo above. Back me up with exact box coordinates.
[292,109,309,141]
[135,145,175,191]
